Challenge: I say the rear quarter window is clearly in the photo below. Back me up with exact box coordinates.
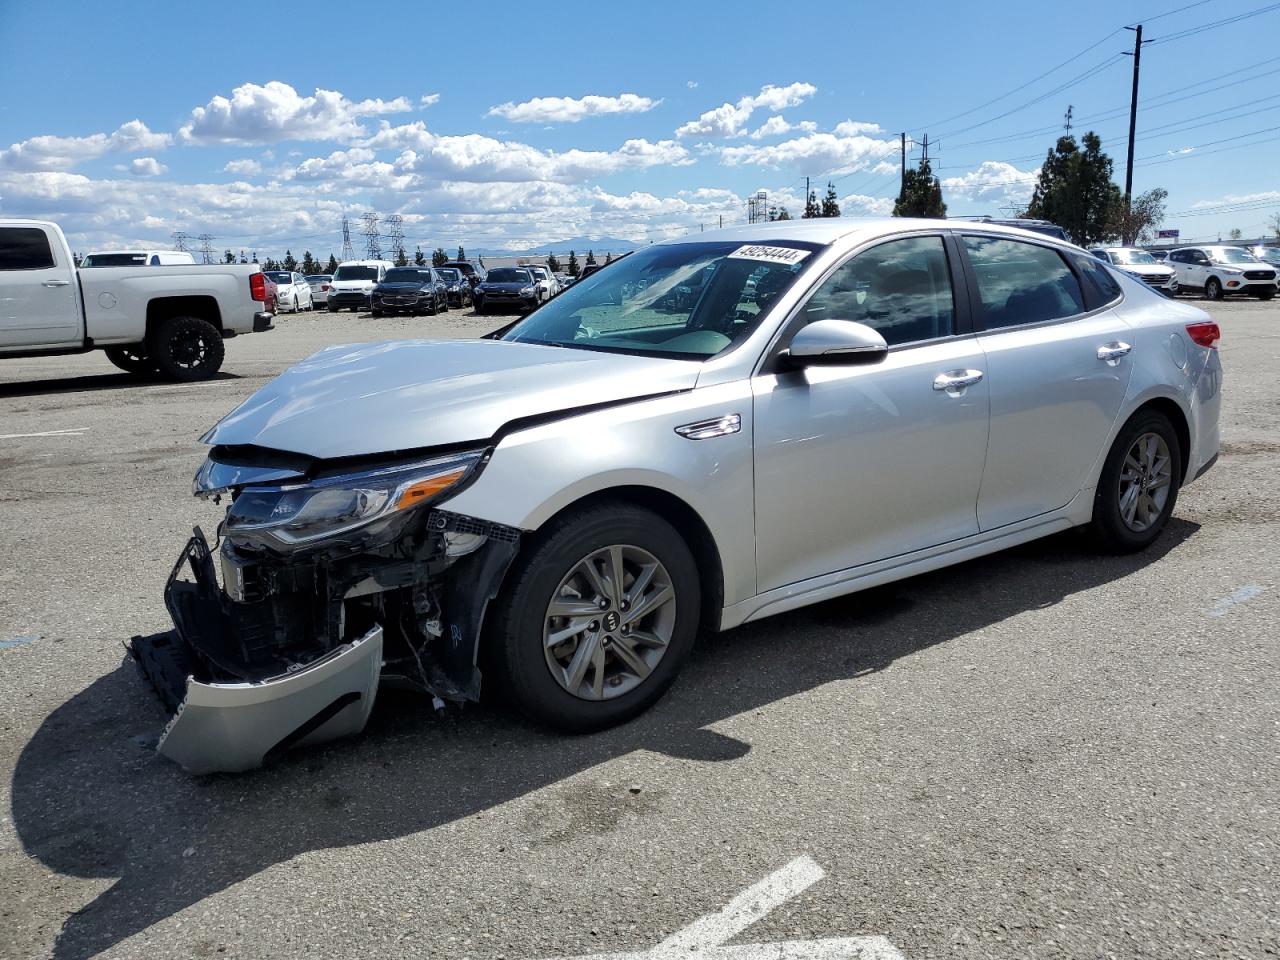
[1071,254,1123,308]
[0,227,56,270]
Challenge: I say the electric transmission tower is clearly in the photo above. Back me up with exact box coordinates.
[747,190,768,224]
[361,213,382,259]
[385,214,406,263]
[170,231,190,252]
[197,233,215,264]
[340,215,355,261]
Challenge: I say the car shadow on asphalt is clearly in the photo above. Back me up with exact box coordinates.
[10,519,1199,959]
[0,371,242,399]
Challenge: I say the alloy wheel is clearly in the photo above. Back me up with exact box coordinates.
[543,544,676,701]
[1117,432,1172,532]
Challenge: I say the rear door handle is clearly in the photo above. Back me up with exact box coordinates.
[933,369,984,393]
[1097,341,1132,364]
[42,279,71,287]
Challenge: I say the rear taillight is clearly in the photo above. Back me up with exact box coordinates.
[322,283,330,291]
[250,272,266,302]
[1186,321,1220,349]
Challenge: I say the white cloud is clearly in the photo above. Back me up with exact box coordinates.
[834,120,884,136]
[942,160,1040,206]
[223,158,262,176]
[125,157,167,176]
[686,81,698,89]
[1191,189,1280,208]
[840,193,894,216]
[179,81,413,144]
[0,120,171,171]
[720,131,899,176]
[487,93,661,124]
[419,94,441,108]
[676,82,817,139]
[749,116,817,140]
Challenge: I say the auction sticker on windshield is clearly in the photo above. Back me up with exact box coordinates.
[727,244,812,266]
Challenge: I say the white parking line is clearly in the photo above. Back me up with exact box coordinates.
[0,427,88,440]
[547,855,905,960]
[1208,584,1267,618]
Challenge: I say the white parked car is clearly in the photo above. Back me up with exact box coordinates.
[523,264,557,301]
[81,249,196,267]
[265,270,314,313]
[1089,247,1178,296]
[328,259,393,312]
[1167,246,1276,300]
[1245,245,1280,267]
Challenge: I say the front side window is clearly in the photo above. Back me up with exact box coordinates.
[503,239,816,359]
[800,235,955,346]
[963,235,1085,329]
[0,227,56,270]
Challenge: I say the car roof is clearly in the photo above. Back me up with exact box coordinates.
[337,259,393,267]
[655,217,1077,249]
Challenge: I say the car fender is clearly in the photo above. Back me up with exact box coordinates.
[442,380,758,607]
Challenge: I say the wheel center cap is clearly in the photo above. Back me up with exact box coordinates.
[603,611,621,632]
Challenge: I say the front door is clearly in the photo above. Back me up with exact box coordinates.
[0,224,79,347]
[752,234,990,593]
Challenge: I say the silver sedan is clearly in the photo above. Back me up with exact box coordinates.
[138,219,1222,772]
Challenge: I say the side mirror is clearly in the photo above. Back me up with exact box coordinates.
[781,319,889,368]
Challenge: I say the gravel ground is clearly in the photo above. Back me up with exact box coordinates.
[0,298,1277,960]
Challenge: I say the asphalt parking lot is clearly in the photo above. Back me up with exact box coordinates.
[1,297,1277,960]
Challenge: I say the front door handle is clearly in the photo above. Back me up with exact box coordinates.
[1097,341,1132,365]
[42,279,71,287]
[933,369,984,394]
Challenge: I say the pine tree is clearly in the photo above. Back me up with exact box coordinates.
[326,254,338,273]
[301,251,316,274]
[604,252,613,264]
[802,190,820,218]
[432,247,448,267]
[1024,132,1120,247]
[892,157,946,218]
[567,250,580,277]
[586,250,597,266]
[223,249,236,264]
[394,247,409,267]
[768,205,792,221]
[414,245,426,266]
[546,251,561,273]
[821,182,840,218]
[456,245,466,261]
[282,249,298,271]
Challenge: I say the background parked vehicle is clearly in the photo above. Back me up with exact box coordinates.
[266,270,314,313]
[0,218,272,381]
[1245,245,1280,266]
[328,259,392,312]
[435,267,472,307]
[1148,250,1170,262]
[1089,246,1179,296]
[523,264,557,302]
[370,266,449,316]
[81,249,198,266]
[441,260,486,292]
[1168,245,1277,300]
[305,273,332,306]
[953,216,1069,242]
[474,267,538,313]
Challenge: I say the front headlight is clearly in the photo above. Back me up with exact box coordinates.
[520,286,534,295]
[224,450,486,547]
[1219,267,1242,275]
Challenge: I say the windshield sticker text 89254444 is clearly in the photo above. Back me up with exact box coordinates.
[726,245,811,266]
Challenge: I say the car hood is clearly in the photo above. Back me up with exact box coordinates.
[1119,263,1175,276]
[375,282,429,291]
[331,280,376,290]
[479,282,530,291]
[201,339,701,459]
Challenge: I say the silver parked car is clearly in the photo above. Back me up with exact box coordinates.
[133,219,1223,773]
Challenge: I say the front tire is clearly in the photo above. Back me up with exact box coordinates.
[1090,410,1182,553]
[147,315,225,382]
[1204,277,1223,301]
[488,502,700,732]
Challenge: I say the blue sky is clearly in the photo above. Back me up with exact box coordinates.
[1,0,1277,258]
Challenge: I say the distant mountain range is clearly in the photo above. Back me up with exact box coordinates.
[469,236,642,258]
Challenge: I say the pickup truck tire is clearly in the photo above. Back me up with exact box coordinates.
[104,345,157,377]
[147,315,225,382]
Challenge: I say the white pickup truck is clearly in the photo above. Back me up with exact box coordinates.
[0,219,274,381]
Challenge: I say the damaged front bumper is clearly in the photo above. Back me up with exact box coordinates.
[132,506,519,774]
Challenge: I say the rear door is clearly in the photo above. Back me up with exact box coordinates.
[959,233,1133,531]
[0,224,80,347]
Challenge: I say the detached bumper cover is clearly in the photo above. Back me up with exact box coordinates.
[154,626,382,775]
[253,311,275,332]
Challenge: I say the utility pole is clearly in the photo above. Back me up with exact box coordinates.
[1123,24,1148,244]
[805,176,810,208]
[900,132,906,198]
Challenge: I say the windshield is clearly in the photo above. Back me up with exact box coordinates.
[81,253,147,266]
[1205,247,1259,264]
[333,265,379,281]
[443,262,474,275]
[501,240,817,359]
[487,268,532,283]
[436,268,460,281]
[384,267,432,282]
[1111,249,1157,265]
[266,271,292,283]
[1254,248,1280,263]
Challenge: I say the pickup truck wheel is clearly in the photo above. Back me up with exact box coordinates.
[148,315,225,382]
[104,345,156,376]
[488,502,700,732]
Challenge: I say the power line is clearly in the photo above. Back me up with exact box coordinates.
[1145,1,1280,44]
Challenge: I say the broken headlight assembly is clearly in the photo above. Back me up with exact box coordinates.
[221,450,487,549]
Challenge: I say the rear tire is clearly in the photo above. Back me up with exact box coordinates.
[488,502,700,732]
[147,315,225,382]
[1204,277,1223,301]
[1090,410,1182,553]
[104,345,156,376]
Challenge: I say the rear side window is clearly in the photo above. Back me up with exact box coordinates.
[1072,254,1123,307]
[962,235,1084,328]
[0,227,56,270]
